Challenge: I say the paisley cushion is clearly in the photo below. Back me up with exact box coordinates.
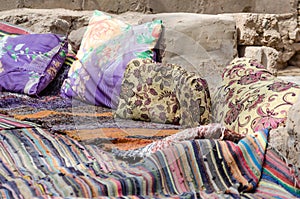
[115,58,211,127]
[212,57,300,134]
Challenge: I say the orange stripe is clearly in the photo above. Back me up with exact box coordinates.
[65,128,179,141]
[14,110,112,120]
[221,142,249,186]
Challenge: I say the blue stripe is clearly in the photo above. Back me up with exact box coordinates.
[239,139,262,171]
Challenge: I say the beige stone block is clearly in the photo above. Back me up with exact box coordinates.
[18,0,82,10]
[288,28,300,41]
[0,8,93,34]
[288,52,300,67]
[241,46,280,74]
[269,96,300,168]
[12,0,297,14]
[141,13,237,93]
[292,43,300,51]
[228,13,298,69]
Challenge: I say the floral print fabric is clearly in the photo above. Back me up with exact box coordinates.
[0,33,68,95]
[61,10,162,108]
[40,53,76,96]
[115,58,211,127]
[212,57,300,135]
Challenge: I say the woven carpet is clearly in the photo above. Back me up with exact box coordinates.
[0,114,37,130]
[0,125,298,198]
[0,92,180,150]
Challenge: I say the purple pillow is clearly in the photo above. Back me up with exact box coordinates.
[61,11,162,108]
[0,33,68,95]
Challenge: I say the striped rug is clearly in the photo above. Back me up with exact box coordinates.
[0,114,37,130]
[0,127,298,198]
[0,92,181,151]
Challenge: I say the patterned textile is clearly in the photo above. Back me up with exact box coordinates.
[0,114,37,130]
[40,53,76,96]
[0,21,30,37]
[61,10,162,108]
[0,22,75,96]
[0,33,68,95]
[115,58,211,127]
[0,92,180,150]
[0,127,298,198]
[212,57,300,134]
[113,123,245,162]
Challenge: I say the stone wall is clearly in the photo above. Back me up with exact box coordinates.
[0,0,297,14]
[230,13,299,73]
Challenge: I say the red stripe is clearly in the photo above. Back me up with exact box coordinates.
[264,154,298,187]
[0,118,31,128]
[0,23,29,35]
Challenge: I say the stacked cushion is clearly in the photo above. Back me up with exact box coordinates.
[0,33,68,95]
[40,53,76,96]
[0,21,72,96]
[115,58,211,127]
[212,57,300,134]
[61,10,162,108]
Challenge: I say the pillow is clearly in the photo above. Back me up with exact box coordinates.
[40,53,76,96]
[212,57,300,135]
[0,33,68,95]
[61,10,162,108]
[0,22,71,97]
[115,58,211,127]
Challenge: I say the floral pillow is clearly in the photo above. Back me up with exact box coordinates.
[40,53,76,96]
[115,58,211,127]
[61,10,162,108]
[212,57,300,135]
[0,33,68,95]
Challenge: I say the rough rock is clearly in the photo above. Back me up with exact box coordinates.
[229,13,298,69]
[0,9,147,52]
[68,26,87,52]
[0,8,93,34]
[288,51,300,66]
[141,13,237,93]
[147,0,297,14]
[292,42,300,51]
[286,99,300,168]
[240,46,279,74]
[289,28,300,42]
[1,0,297,14]
[269,98,300,169]
[277,66,300,78]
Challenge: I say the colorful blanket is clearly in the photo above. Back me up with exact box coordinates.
[0,120,298,198]
[112,123,245,162]
[0,92,180,150]
[0,114,37,130]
